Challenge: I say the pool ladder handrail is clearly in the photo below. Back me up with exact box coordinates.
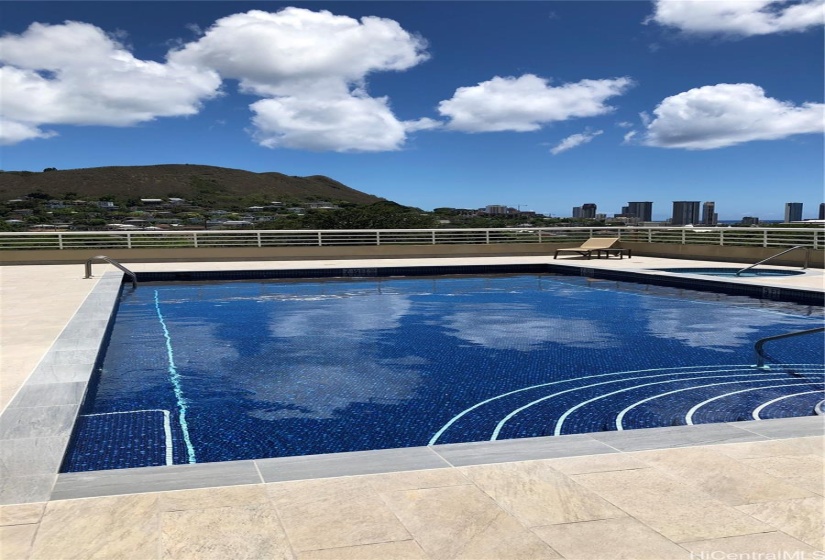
[84,255,137,289]
[736,245,809,276]
[753,326,825,368]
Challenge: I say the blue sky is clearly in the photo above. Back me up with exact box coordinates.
[1,1,823,220]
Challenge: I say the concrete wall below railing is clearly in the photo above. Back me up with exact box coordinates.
[0,241,822,267]
[621,242,822,268]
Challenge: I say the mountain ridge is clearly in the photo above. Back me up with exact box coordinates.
[0,164,385,206]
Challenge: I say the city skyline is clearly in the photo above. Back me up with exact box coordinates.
[1,1,823,220]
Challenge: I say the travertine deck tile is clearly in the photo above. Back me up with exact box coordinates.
[459,460,624,527]
[158,483,269,512]
[363,467,470,494]
[295,540,428,560]
[544,453,647,475]
[631,446,813,505]
[266,477,410,552]
[531,517,691,560]
[1,523,39,560]
[712,436,824,459]
[30,502,159,559]
[160,504,293,560]
[736,497,825,550]
[572,468,771,542]
[742,454,825,495]
[378,484,559,559]
[0,502,44,526]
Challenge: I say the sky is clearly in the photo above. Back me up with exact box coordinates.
[1,1,823,220]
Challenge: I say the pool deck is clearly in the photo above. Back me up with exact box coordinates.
[1,255,823,559]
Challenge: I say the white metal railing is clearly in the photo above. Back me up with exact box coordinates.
[0,226,822,252]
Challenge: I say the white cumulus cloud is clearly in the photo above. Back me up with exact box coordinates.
[437,74,633,133]
[641,83,824,149]
[647,0,825,36]
[0,21,221,145]
[250,93,408,152]
[170,8,431,152]
[550,129,604,155]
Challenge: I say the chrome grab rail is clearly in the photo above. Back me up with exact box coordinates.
[84,255,138,288]
[736,245,809,276]
[753,327,825,368]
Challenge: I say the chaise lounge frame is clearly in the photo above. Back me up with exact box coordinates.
[553,237,628,259]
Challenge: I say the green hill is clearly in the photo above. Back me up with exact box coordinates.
[0,164,385,206]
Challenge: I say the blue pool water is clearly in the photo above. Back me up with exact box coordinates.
[63,274,824,472]
[655,267,805,277]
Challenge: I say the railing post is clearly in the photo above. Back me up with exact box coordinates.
[485,230,490,244]
[376,231,381,246]
[763,230,768,247]
[719,230,724,246]
[58,232,64,250]
[317,232,323,247]
[648,229,652,243]
[127,232,132,249]
[193,232,199,248]
[431,230,436,245]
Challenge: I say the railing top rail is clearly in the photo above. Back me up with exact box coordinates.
[0,225,823,236]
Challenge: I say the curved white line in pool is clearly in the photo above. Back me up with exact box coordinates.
[494,369,767,440]
[613,378,808,431]
[752,391,825,420]
[428,364,760,445]
[685,383,824,425]
[432,364,823,443]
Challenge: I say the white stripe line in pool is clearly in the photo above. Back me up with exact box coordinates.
[552,375,814,437]
[686,382,825,425]
[81,409,174,465]
[613,373,822,431]
[154,289,197,464]
[752,390,825,420]
[491,368,789,440]
[429,363,765,445]
[494,370,777,440]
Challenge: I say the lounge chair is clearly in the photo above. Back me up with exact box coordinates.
[553,237,624,259]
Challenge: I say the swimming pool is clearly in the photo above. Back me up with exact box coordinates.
[62,273,824,472]
[654,267,806,277]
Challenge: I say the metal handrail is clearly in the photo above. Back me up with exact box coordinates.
[753,327,825,368]
[1,226,822,251]
[736,245,809,276]
[84,255,138,288]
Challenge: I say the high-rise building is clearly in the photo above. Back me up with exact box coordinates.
[784,202,803,223]
[672,201,700,226]
[819,203,824,220]
[572,206,583,218]
[702,201,717,226]
[581,203,597,219]
[742,216,760,226]
[485,205,509,215]
[627,201,653,222]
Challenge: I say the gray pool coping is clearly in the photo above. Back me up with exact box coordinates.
[0,272,122,504]
[48,418,825,501]
[2,267,823,505]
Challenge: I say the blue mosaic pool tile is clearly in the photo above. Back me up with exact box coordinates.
[63,273,824,472]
